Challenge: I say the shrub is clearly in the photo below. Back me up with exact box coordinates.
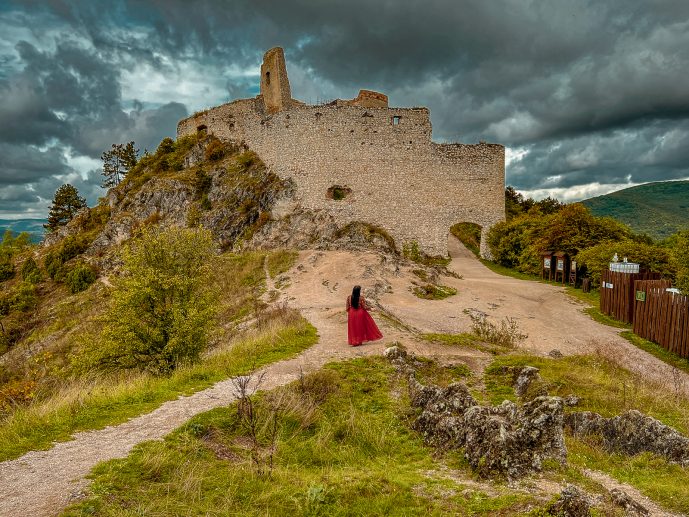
[450,222,481,257]
[20,257,42,284]
[0,282,38,315]
[58,234,88,262]
[204,138,226,161]
[469,313,527,348]
[671,230,689,295]
[0,379,37,415]
[65,263,97,294]
[576,239,674,287]
[44,251,64,281]
[412,284,457,300]
[88,227,218,375]
[0,255,14,282]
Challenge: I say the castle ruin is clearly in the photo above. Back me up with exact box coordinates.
[177,47,505,257]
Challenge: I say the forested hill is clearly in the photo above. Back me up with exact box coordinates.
[0,219,45,242]
[581,180,689,240]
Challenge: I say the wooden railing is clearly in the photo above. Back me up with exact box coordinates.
[599,270,663,324]
[633,280,689,359]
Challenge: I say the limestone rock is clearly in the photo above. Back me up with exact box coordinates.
[464,396,567,479]
[566,409,689,466]
[609,488,649,516]
[513,366,541,397]
[547,484,592,516]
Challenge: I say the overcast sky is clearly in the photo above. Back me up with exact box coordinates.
[1,0,689,219]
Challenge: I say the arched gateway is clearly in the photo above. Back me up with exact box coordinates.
[177,47,505,258]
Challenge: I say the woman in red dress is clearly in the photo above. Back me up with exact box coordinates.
[346,285,383,346]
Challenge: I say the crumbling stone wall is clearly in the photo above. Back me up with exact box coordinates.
[177,49,505,257]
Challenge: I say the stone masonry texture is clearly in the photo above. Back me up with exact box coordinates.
[178,48,505,257]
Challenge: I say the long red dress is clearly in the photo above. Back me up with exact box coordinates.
[346,295,383,346]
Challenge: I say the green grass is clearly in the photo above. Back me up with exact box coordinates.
[483,354,688,433]
[482,353,689,513]
[567,439,689,515]
[0,314,317,462]
[412,283,457,300]
[450,222,481,258]
[620,331,689,376]
[479,260,539,281]
[64,358,539,516]
[265,249,299,279]
[421,332,511,355]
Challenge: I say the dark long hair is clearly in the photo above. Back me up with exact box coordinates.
[351,285,361,309]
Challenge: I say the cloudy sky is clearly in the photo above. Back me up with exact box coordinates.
[1,0,689,219]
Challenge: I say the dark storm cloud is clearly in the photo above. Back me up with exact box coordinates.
[2,0,689,218]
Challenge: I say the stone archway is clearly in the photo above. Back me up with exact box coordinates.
[449,222,483,258]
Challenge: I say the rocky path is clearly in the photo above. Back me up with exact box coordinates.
[1,238,687,516]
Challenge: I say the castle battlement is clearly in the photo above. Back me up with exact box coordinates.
[177,47,505,257]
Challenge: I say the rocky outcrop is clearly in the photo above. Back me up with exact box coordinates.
[463,396,566,478]
[609,488,649,516]
[513,366,541,397]
[565,409,689,466]
[547,484,593,516]
[386,345,568,479]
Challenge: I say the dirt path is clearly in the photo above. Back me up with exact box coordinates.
[1,239,687,516]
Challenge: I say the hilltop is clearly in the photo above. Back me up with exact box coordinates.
[581,180,689,240]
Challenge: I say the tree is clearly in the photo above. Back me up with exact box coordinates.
[671,230,689,295]
[44,184,87,232]
[101,141,139,188]
[93,227,217,374]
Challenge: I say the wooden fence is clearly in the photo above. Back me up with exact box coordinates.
[633,280,689,359]
[599,270,663,324]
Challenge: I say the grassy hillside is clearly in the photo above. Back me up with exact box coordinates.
[582,180,689,240]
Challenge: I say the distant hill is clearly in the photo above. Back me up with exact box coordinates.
[0,219,45,243]
[581,180,689,240]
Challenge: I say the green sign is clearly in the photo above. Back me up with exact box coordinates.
[635,290,646,302]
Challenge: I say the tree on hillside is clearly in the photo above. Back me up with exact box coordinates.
[44,184,87,232]
[101,141,139,188]
[88,227,218,375]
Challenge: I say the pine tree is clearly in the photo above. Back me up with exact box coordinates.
[44,184,87,232]
[101,141,139,188]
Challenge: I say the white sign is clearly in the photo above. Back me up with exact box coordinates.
[603,282,614,289]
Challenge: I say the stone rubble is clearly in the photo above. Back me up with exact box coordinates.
[385,345,568,479]
[565,409,689,467]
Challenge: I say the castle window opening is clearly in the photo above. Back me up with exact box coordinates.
[196,124,207,133]
[265,71,270,85]
[392,116,401,125]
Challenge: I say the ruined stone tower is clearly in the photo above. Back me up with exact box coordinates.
[260,47,292,113]
[177,47,505,257]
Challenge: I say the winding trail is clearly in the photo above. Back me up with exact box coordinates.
[0,238,687,516]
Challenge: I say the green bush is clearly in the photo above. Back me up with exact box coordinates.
[20,257,42,284]
[88,227,218,375]
[0,282,38,315]
[65,263,97,293]
[58,234,88,262]
[0,254,14,282]
[576,239,674,287]
[671,230,689,294]
[204,138,225,161]
[44,251,64,281]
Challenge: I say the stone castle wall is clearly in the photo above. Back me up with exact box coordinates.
[178,97,504,257]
